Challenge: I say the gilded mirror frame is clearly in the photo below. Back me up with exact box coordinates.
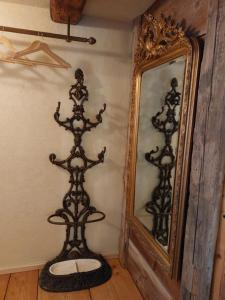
[125,13,200,279]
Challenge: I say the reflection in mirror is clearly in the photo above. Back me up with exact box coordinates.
[134,56,186,251]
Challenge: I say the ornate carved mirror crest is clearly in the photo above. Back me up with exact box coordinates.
[125,13,200,279]
[135,14,190,63]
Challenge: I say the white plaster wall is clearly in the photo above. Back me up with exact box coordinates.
[0,2,132,271]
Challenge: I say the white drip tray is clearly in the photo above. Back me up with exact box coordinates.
[49,259,102,275]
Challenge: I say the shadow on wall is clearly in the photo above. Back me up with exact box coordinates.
[0,51,131,87]
[80,60,129,157]
[79,15,132,30]
[0,62,68,85]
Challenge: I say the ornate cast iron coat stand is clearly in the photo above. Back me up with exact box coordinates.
[39,69,112,292]
[145,78,180,247]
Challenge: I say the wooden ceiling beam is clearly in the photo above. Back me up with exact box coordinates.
[50,0,86,25]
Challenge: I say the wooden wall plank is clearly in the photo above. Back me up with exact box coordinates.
[181,0,225,298]
[5,270,38,300]
[0,274,10,300]
[211,182,225,299]
[150,0,209,36]
[90,259,142,300]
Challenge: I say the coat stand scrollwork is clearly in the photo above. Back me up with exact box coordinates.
[145,78,181,247]
[39,68,112,292]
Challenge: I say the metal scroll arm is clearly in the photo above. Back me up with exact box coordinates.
[86,103,106,130]
[86,147,106,169]
[54,102,71,130]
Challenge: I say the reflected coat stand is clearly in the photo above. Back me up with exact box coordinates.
[145,78,180,247]
[39,68,112,292]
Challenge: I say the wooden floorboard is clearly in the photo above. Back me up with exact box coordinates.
[1,259,142,300]
[90,259,143,300]
[5,270,38,300]
[38,287,91,300]
[0,274,10,300]
[90,277,119,300]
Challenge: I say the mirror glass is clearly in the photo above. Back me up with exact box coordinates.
[134,56,186,252]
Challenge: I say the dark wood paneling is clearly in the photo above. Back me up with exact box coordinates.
[50,0,86,25]
[150,0,209,36]
[181,0,225,298]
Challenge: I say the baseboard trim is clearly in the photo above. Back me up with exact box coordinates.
[0,263,45,275]
[0,254,118,275]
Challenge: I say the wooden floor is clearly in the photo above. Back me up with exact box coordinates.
[0,259,143,300]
